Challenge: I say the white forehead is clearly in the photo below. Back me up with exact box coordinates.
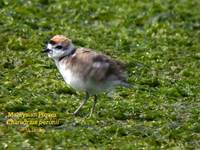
[47,43,53,49]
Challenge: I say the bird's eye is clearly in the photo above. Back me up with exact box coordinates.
[55,45,63,49]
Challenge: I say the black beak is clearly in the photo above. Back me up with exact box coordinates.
[42,48,51,53]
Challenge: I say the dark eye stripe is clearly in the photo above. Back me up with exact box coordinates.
[55,45,63,49]
[49,40,56,45]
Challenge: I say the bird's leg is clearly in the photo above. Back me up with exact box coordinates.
[73,92,89,116]
[89,95,97,117]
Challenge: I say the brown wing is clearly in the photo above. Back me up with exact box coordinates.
[66,48,127,82]
[91,54,127,82]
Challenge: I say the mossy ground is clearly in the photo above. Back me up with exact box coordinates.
[0,0,200,149]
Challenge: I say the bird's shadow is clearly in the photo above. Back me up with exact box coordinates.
[56,88,77,95]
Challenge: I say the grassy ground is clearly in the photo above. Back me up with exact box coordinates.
[0,0,200,149]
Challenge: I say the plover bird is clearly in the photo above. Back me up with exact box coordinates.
[43,35,130,116]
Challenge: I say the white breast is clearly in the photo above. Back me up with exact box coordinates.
[56,61,85,91]
[61,68,73,85]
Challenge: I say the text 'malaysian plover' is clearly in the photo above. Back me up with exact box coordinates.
[43,35,131,117]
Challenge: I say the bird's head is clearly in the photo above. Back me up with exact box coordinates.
[44,35,75,59]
